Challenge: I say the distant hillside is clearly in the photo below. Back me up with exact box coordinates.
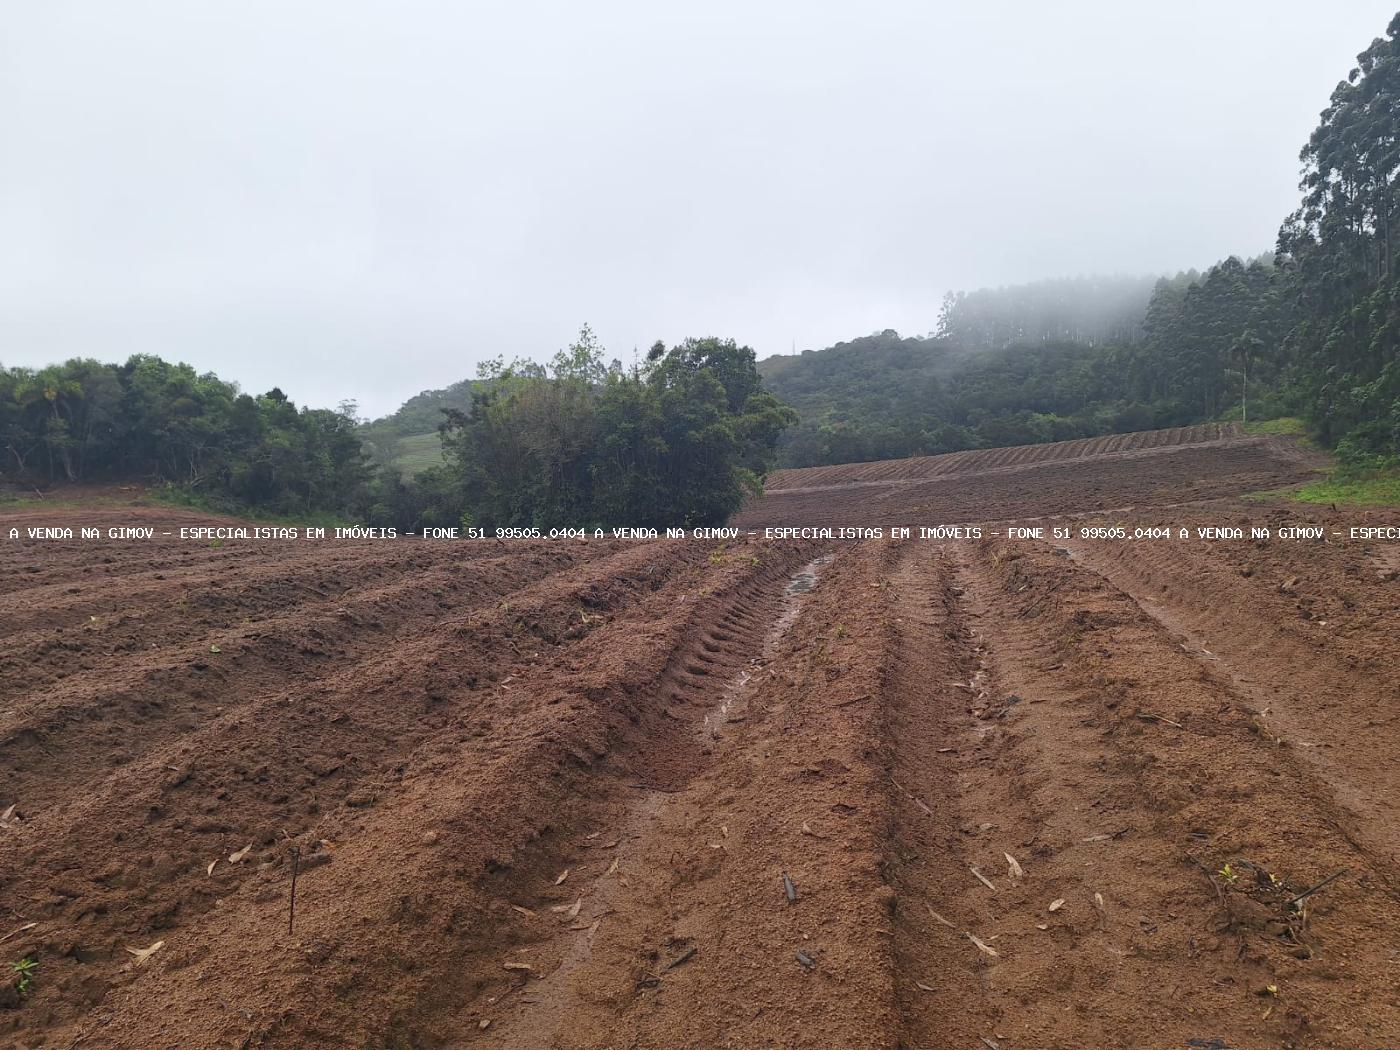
[358,378,477,474]
[758,330,967,467]
[758,275,1173,469]
[365,261,1292,476]
[755,258,1294,469]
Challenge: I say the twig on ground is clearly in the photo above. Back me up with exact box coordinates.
[1288,869,1348,909]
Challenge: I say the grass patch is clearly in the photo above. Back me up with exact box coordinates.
[1242,416,1309,437]
[151,486,355,527]
[1289,469,1400,507]
[1252,454,1400,507]
[0,491,106,511]
[390,432,446,476]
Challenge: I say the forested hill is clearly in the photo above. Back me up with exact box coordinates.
[356,377,479,468]
[757,273,1192,468]
[369,379,478,435]
[761,264,1276,470]
[756,331,960,466]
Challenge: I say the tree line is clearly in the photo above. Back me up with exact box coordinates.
[365,330,793,530]
[0,332,792,530]
[0,355,373,514]
[765,256,1294,469]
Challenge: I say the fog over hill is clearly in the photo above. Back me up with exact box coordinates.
[3,2,1395,414]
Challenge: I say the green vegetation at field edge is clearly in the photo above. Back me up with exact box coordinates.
[1241,417,1309,437]
[150,486,355,527]
[1288,469,1400,507]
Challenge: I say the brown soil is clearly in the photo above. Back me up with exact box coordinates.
[736,423,1328,527]
[3,426,1398,1050]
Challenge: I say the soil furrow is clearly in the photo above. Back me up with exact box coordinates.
[4,540,815,1049]
[0,545,600,805]
[547,543,900,1050]
[920,537,1400,1048]
[1065,527,1400,876]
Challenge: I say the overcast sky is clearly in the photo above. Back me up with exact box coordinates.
[2,2,1396,417]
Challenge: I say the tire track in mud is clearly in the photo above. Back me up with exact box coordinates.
[7,509,1398,1048]
[465,543,902,1050]
[481,551,838,1049]
[896,537,1400,1048]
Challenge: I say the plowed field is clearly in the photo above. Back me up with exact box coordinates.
[4,425,1399,1050]
[737,423,1325,527]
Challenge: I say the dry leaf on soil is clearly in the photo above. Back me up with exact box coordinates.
[966,932,999,958]
[125,941,165,964]
[926,904,957,929]
[0,922,37,945]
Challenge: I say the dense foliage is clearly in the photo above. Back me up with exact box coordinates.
[0,356,373,514]
[758,330,965,466]
[1279,14,1400,457]
[764,327,1228,469]
[765,256,1299,469]
[1132,256,1292,422]
[412,330,794,529]
[0,333,792,530]
[762,271,1263,467]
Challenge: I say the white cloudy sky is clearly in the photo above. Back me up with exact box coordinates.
[2,1,1395,416]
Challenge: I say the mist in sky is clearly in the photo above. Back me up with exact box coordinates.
[2,1,1395,416]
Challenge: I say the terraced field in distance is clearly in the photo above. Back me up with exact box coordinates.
[738,422,1327,527]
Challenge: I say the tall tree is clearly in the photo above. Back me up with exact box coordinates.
[1280,13,1400,452]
